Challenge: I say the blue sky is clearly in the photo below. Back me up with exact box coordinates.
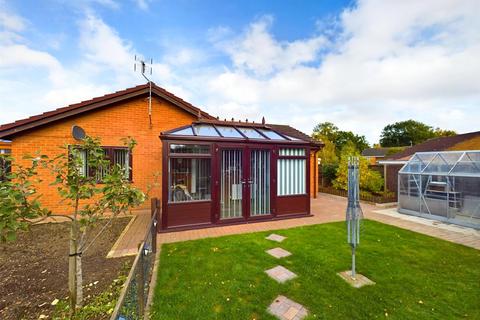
[1,0,479,143]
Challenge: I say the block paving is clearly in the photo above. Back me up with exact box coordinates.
[265,265,297,283]
[337,270,376,288]
[266,233,287,242]
[266,247,292,259]
[268,295,309,320]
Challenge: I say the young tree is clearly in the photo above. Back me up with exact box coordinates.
[43,136,145,312]
[1,136,146,314]
[333,141,383,193]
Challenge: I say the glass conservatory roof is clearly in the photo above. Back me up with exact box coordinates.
[399,151,480,177]
[163,123,304,142]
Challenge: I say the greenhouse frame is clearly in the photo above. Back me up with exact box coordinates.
[398,151,480,229]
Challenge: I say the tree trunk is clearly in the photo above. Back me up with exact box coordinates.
[76,254,83,308]
[68,225,77,314]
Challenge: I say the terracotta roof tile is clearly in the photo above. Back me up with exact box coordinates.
[0,83,214,138]
[386,131,480,160]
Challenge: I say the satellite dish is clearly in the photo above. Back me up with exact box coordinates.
[72,125,86,140]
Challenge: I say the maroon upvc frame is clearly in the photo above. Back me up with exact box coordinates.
[159,136,312,232]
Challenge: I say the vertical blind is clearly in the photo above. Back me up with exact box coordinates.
[77,147,131,181]
[277,148,306,196]
[220,149,243,219]
[250,150,270,216]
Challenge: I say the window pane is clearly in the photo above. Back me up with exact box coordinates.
[170,144,210,154]
[277,158,306,195]
[96,149,110,181]
[113,149,130,179]
[279,148,306,156]
[169,158,211,202]
[238,127,264,139]
[193,124,220,137]
[216,126,243,138]
[170,127,194,136]
[258,129,285,140]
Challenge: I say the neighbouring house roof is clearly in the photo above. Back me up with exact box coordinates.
[269,124,322,146]
[385,131,480,161]
[0,82,215,140]
[161,120,323,147]
[361,147,390,157]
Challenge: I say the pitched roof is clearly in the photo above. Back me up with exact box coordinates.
[0,82,214,139]
[269,124,322,146]
[361,147,390,157]
[386,131,480,161]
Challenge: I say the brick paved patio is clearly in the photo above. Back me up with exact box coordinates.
[110,194,480,254]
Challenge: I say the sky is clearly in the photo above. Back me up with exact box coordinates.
[0,0,479,144]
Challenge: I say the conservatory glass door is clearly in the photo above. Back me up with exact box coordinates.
[220,149,244,219]
[250,149,271,216]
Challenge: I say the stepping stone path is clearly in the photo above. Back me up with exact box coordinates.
[264,234,309,319]
[268,295,309,320]
[265,265,297,283]
[266,247,292,259]
[337,271,376,288]
[265,233,287,242]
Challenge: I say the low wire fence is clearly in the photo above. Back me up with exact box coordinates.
[319,186,397,204]
[110,199,160,320]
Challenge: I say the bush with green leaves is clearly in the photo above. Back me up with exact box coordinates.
[333,141,384,193]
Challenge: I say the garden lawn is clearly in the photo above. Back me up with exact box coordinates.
[150,220,480,320]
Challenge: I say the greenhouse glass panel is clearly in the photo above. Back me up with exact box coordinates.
[398,151,480,229]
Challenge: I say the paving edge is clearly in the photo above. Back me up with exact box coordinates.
[106,215,137,258]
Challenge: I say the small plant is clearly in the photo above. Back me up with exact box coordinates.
[52,262,131,320]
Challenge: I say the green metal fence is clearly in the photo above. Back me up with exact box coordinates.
[110,199,159,320]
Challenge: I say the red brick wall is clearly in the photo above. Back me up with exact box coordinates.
[10,95,197,214]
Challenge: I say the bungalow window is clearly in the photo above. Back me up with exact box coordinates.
[0,149,11,182]
[76,147,132,182]
[168,144,211,203]
[277,148,306,196]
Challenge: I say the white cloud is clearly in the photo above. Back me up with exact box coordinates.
[0,1,27,32]
[134,0,151,10]
[1,0,480,146]
[218,15,328,76]
[202,0,480,143]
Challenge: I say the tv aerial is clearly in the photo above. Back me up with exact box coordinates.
[134,55,154,127]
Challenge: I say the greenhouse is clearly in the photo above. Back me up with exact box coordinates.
[398,151,480,228]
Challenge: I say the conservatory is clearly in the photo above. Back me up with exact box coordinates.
[158,120,321,231]
[398,151,480,229]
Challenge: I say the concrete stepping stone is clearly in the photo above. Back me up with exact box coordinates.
[268,295,309,320]
[266,234,287,242]
[266,247,292,259]
[337,270,375,288]
[265,265,297,283]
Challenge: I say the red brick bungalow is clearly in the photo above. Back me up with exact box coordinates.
[0,83,322,231]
